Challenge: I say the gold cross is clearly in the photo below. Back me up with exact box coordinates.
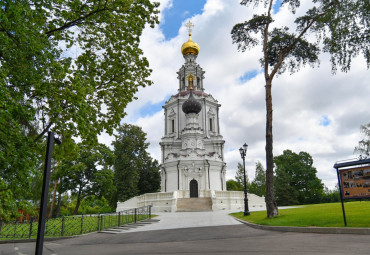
[185,21,194,35]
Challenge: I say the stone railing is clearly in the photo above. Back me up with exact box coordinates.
[212,190,244,210]
[137,192,176,213]
[212,190,265,211]
[117,190,266,213]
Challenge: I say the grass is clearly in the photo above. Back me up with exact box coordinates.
[230,201,370,228]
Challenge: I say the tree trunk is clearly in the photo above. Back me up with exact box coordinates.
[265,80,279,217]
[74,185,82,215]
[49,180,58,218]
[55,192,62,218]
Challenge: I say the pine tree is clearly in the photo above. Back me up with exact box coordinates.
[231,0,369,217]
[236,162,249,190]
[250,161,266,197]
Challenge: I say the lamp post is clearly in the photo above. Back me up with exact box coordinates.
[239,143,250,216]
[35,132,61,255]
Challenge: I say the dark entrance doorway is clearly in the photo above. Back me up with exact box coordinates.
[190,179,198,198]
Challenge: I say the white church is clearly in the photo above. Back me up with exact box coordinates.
[117,24,265,213]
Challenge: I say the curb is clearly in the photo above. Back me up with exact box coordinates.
[233,217,370,235]
[0,235,76,244]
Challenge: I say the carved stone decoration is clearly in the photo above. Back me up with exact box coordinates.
[197,140,203,149]
[183,162,203,178]
[207,107,215,117]
[190,139,196,148]
[168,108,176,118]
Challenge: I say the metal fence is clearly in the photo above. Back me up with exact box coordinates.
[0,205,151,239]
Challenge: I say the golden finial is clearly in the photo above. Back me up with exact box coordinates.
[185,21,194,36]
[181,21,200,56]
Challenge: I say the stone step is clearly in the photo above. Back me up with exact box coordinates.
[177,197,212,212]
[98,219,159,234]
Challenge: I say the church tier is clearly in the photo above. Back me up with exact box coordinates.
[159,31,226,196]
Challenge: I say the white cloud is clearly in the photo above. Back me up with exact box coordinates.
[104,0,370,190]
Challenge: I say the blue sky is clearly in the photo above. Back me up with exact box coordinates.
[160,0,207,40]
[160,0,282,40]
[320,115,331,127]
[273,0,282,14]
[139,100,165,117]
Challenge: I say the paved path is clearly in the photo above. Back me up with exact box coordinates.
[1,210,369,255]
[123,210,242,233]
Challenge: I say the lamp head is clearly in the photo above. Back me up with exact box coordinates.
[243,143,248,152]
[239,147,244,157]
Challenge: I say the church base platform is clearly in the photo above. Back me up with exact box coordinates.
[116,190,266,213]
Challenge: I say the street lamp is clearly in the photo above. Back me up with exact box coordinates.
[239,143,250,216]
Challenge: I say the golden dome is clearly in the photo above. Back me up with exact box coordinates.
[181,34,200,56]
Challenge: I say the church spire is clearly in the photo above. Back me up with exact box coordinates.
[181,21,200,56]
[177,22,205,92]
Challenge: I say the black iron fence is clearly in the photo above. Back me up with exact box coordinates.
[0,205,151,239]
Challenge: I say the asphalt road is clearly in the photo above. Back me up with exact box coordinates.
[1,224,369,255]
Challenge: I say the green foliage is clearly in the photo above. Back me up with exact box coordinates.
[274,150,324,206]
[235,0,370,73]
[231,201,370,228]
[354,123,370,158]
[138,158,161,195]
[1,0,160,141]
[79,196,112,214]
[0,0,159,219]
[59,142,115,214]
[235,162,249,189]
[113,124,160,202]
[0,179,16,221]
[226,180,243,191]
[249,161,266,197]
[321,185,340,203]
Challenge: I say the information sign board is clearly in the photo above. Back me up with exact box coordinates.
[339,166,370,199]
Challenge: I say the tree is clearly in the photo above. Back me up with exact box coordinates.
[113,124,160,203]
[231,0,369,217]
[274,150,324,206]
[138,157,161,195]
[354,123,370,158]
[0,105,41,220]
[59,143,114,214]
[235,162,249,190]
[321,185,340,203]
[249,161,266,197]
[226,180,243,191]
[0,0,159,218]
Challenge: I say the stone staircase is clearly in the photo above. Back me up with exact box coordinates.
[99,219,160,234]
[176,197,212,212]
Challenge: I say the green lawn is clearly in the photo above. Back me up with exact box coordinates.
[230,201,370,228]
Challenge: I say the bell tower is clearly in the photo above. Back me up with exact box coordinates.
[160,21,226,196]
